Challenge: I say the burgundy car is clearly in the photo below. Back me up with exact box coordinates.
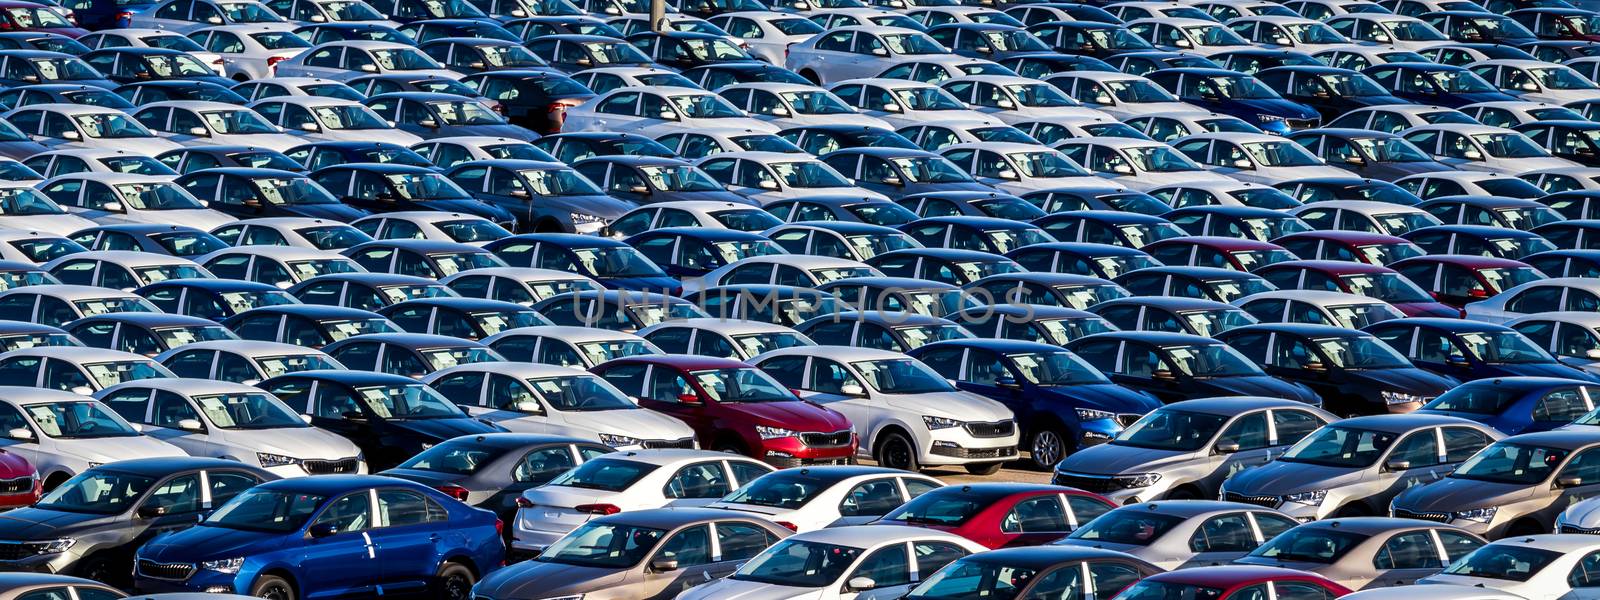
[1272,230,1427,266]
[1141,237,1298,272]
[1254,260,1461,317]
[0,1,86,38]
[590,355,856,467]
[1390,255,1545,307]
[1112,566,1353,600]
[877,483,1116,549]
[0,448,37,509]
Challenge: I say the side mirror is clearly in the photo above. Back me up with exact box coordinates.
[298,122,319,132]
[5,427,32,441]
[102,202,123,213]
[137,504,170,518]
[20,75,37,83]
[658,111,680,121]
[176,418,203,432]
[1344,155,1365,165]
[651,557,680,572]
[1447,354,1470,365]
[676,393,701,403]
[757,179,779,190]
[300,414,313,424]
[1584,349,1600,360]
[206,15,223,23]
[883,102,903,113]
[1304,361,1326,372]
[1152,369,1175,381]
[997,98,1015,109]
[847,577,877,592]
[510,189,529,198]
[1560,476,1585,488]
[996,376,1019,389]
[468,62,486,70]
[1385,458,1411,472]
[1519,82,1539,92]
[418,119,438,129]
[1174,39,1192,48]
[61,130,80,141]
[359,63,378,73]
[309,522,339,538]
[340,410,366,421]
[309,13,326,21]
[771,107,791,117]
[1112,164,1134,175]
[841,383,866,396]
[575,57,592,66]
[871,47,888,56]
[998,169,1019,180]
[1215,441,1241,454]
[186,126,209,137]
[975,46,992,54]
[70,385,93,395]
[1232,159,1253,169]
[628,185,650,194]
[512,400,541,412]
[1464,149,1484,161]
[881,176,902,186]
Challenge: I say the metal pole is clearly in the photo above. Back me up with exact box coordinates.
[650,0,666,32]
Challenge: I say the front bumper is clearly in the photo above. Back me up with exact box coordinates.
[1052,471,1174,504]
[759,433,856,467]
[922,425,1020,466]
[132,567,242,595]
[0,547,83,574]
[1390,507,1497,535]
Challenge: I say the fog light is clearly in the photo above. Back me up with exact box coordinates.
[205,587,231,594]
[932,441,958,448]
[1082,431,1112,441]
[764,451,792,458]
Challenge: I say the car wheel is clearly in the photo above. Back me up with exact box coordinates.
[1507,520,1545,537]
[1029,427,1068,471]
[74,555,117,585]
[1165,486,1200,500]
[251,575,296,600]
[713,439,746,455]
[876,432,919,472]
[433,562,475,600]
[965,462,1004,476]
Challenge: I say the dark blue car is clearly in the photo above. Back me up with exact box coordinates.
[1145,67,1322,134]
[909,338,1160,469]
[625,228,784,278]
[135,279,299,321]
[1255,66,1409,121]
[1415,376,1600,435]
[1360,62,1518,107]
[485,233,678,293]
[133,474,504,599]
[1065,330,1323,405]
[1363,317,1600,383]
[288,272,457,311]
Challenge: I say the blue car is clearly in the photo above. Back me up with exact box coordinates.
[1360,62,1518,107]
[1005,242,1162,278]
[132,475,504,599]
[1415,376,1600,435]
[70,224,229,257]
[1145,67,1322,134]
[135,279,300,321]
[486,233,679,293]
[909,338,1160,469]
[288,273,458,311]
[1363,317,1600,383]
[64,311,236,354]
[625,228,785,278]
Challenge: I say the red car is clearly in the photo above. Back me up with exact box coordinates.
[876,483,1116,549]
[590,355,856,467]
[1112,566,1351,600]
[0,448,38,509]
[1253,260,1461,317]
[1141,237,1297,272]
[1271,230,1426,265]
[1390,255,1545,308]
[0,1,85,38]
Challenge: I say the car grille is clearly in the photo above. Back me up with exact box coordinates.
[138,560,196,581]
[766,456,851,468]
[1117,414,1143,427]
[1392,508,1452,523]
[1223,492,1282,509]
[302,458,360,474]
[964,420,1015,438]
[0,476,30,494]
[641,437,696,449]
[1562,524,1600,534]
[931,445,1018,459]
[1286,118,1319,130]
[1051,472,1123,493]
[799,430,852,447]
[0,542,35,561]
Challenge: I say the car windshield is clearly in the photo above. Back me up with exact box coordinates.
[471,309,544,335]
[397,441,508,475]
[1127,145,1204,172]
[1180,309,1256,337]
[1163,343,1261,377]
[640,165,722,191]
[1426,69,1499,93]
[200,109,277,134]
[9,238,77,263]
[1454,441,1568,485]
[1529,107,1586,121]
[73,296,155,315]
[1442,545,1562,582]
[231,151,304,170]
[575,339,655,365]
[1530,66,1596,90]
[385,173,471,200]
[984,29,1049,52]
[906,558,1039,600]
[421,344,500,368]
[733,539,863,587]
[1498,205,1564,229]
[691,367,793,403]
[583,41,650,64]
[1473,133,1548,159]
[893,156,973,183]
[1231,249,1294,270]
[99,156,170,175]
[1426,384,1523,415]
[482,143,551,161]
[1105,78,1178,102]
[255,177,339,206]
[428,100,503,125]
[0,187,63,215]
[1244,141,1323,167]
[371,48,442,70]
[1066,509,1186,546]
[730,332,808,356]
[1007,351,1107,385]
[1117,581,1224,600]
[892,86,967,110]
[771,161,851,188]
[523,374,636,411]
[73,113,154,139]
[192,392,306,429]
[880,32,944,54]
[573,246,665,277]
[24,401,141,438]
[322,318,400,341]
[520,168,605,196]
[1249,527,1369,563]
[724,470,855,509]
[312,105,390,130]
[431,219,508,243]
[1011,151,1091,178]
[1284,22,1348,43]
[1458,330,1551,364]
[975,197,1044,220]
[779,90,852,115]
[1005,83,1076,108]
[35,470,155,515]
[539,522,666,568]
[1188,24,1248,46]
[1281,425,1395,467]
[19,58,97,85]
[1188,75,1280,99]
[667,94,742,119]
[205,488,325,532]
[1083,26,1152,50]
[850,358,953,393]
[735,134,802,152]
[152,325,234,348]
[216,290,295,315]
[113,182,204,210]
[354,383,465,418]
[378,285,452,303]
[1113,409,1230,451]
[1384,19,1446,40]
[1313,335,1412,369]
[254,353,338,378]
[139,54,214,78]
[1371,211,1438,235]
[549,457,657,491]
[1341,272,1432,303]
[132,264,207,284]
[6,6,70,27]
[1353,136,1433,162]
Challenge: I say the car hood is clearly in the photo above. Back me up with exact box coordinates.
[568,407,696,439]
[721,400,851,432]
[438,124,538,142]
[1346,367,1457,396]
[139,523,282,563]
[235,427,358,460]
[1220,98,1320,120]
[61,435,186,464]
[540,193,633,219]
[1371,160,1455,178]
[882,391,1012,422]
[279,202,368,221]
[1055,444,1194,476]
[0,508,112,539]
[1436,91,1518,106]
[385,417,499,441]
[1393,476,1536,512]
[474,559,627,598]
[121,209,234,230]
[1225,460,1363,497]
[677,577,822,600]
[1197,376,1316,403]
[1486,362,1600,382]
[0,214,98,237]
[0,140,49,160]
[1033,383,1161,414]
[651,190,751,205]
[596,275,681,294]
[419,199,515,222]
[1392,301,1460,318]
[520,484,616,508]
[1562,497,1600,525]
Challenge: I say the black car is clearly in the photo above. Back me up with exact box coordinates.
[503,15,626,40]
[680,62,812,90]
[136,279,299,321]
[79,47,231,87]
[156,145,305,174]
[523,33,652,73]
[222,304,402,348]
[114,80,247,105]
[1286,129,1454,181]
[1515,120,1600,166]
[64,312,236,355]
[419,37,552,75]
[462,70,594,134]
[288,272,456,310]
[1211,49,1322,75]
[531,131,677,164]
[345,73,483,99]
[1255,66,1408,121]
[1026,20,1156,58]
[377,296,550,339]
[444,159,634,232]
[175,167,371,222]
[293,22,417,45]
[625,30,759,71]
[398,17,518,42]
[310,162,517,225]
[779,125,920,156]
[999,52,1117,79]
[0,83,134,111]
[364,91,538,141]
[260,370,503,470]
[573,155,750,205]
[0,32,89,55]
[284,141,435,172]
[1066,330,1323,404]
[1217,322,1460,416]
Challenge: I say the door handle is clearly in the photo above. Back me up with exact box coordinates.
[430,533,442,542]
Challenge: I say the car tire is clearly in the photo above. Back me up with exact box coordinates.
[1028,426,1069,471]
[965,462,1004,476]
[876,432,919,472]
[713,439,747,455]
[251,574,296,600]
[433,562,475,600]
[1165,486,1200,500]
[74,554,117,585]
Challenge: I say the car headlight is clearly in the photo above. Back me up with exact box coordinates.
[419,442,434,450]
[1455,507,1497,522]
[1284,490,1326,506]
[924,416,962,430]
[201,557,245,574]
[256,453,300,467]
[1258,114,1287,123]
[534,595,585,600]
[1076,408,1116,422]
[570,213,605,225]
[755,425,796,440]
[598,433,640,448]
[16,538,73,555]
[1112,473,1161,488]
[1381,390,1426,405]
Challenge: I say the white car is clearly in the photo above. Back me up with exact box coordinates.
[352,211,512,246]
[95,379,364,477]
[272,40,459,82]
[707,466,943,532]
[481,325,660,368]
[1151,180,1303,211]
[411,136,554,170]
[828,78,993,130]
[565,86,779,138]
[1127,111,1266,143]
[1235,290,1406,329]
[1458,101,1586,128]
[1326,104,1475,134]
[1469,59,1600,105]
[1044,70,1196,120]
[1417,534,1600,598]
[1401,124,1580,174]
[0,229,82,263]
[0,185,96,237]
[1290,200,1441,236]
[37,173,236,230]
[1508,312,1600,376]
[1057,136,1236,190]
[422,361,697,449]
[1395,171,1547,200]
[43,250,212,290]
[696,151,890,206]
[605,200,779,239]
[261,0,398,27]
[210,217,373,250]
[0,387,186,490]
[1322,14,1449,51]
[897,118,1033,151]
[1337,585,1524,600]
[1055,501,1299,570]
[638,318,813,360]
[786,25,950,85]
[1173,132,1350,184]
[1128,17,1256,56]
[877,55,1012,83]
[1465,278,1600,325]
[677,525,986,600]
[246,96,423,146]
[22,148,176,180]
[187,24,312,81]
[0,284,161,327]
[129,0,288,33]
[938,75,1111,126]
[154,340,342,383]
[230,76,366,102]
[752,346,1019,474]
[939,141,1120,194]
[1226,15,1355,52]
[718,82,893,130]
[706,11,825,65]
[439,267,600,306]
[76,29,225,73]
[1313,44,1434,71]
[568,66,700,95]
[130,101,303,152]
[0,346,176,395]
[511,449,774,551]
[1521,166,1600,193]
[689,254,881,294]
[4,104,182,156]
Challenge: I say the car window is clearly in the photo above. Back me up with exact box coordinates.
[716,521,778,562]
[376,488,445,527]
[1374,530,1442,569]
[144,472,202,515]
[1000,495,1069,533]
[663,461,731,499]
[1188,513,1256,552]
[852,543,912,587]
[313,491,373,534]
[838,478,903,517]
[657,524,712,567]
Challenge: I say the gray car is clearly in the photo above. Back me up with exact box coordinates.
[1220,415,1503,521]
[1053,397,1338,503]
[1390,429,1600,538]
[1235,517,1486,590]
[471,507,793,600]
[1054,500,1300,570]
[0,574,123,599]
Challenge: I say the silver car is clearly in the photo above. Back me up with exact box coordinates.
[1055,500,1300,570]
[1235,517,1485,590]
[1390,429,1600,538]
[1220,414,1502,521]
[1053,397,1337,504]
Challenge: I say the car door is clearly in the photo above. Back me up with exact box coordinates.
[1209,410,1278,488]
[845,541,917,600]
[835,477,907,527]
[134,469,211,546]
[371,487,449,593]
[301,490,380,596]
[640,524,718,600]
[661,459,735,507]
[1369,528,1446,587]
[996,494,1075,547]
[1181,511,1260,568]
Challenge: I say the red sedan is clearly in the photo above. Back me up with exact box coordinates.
[0,1,85,38]
[1112,566,1352,600]
[590,354,856,467]
[0,448,37,509]
[877,483,1116,549]
[1390,255,1544,307]
[1254,259,1461,317]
